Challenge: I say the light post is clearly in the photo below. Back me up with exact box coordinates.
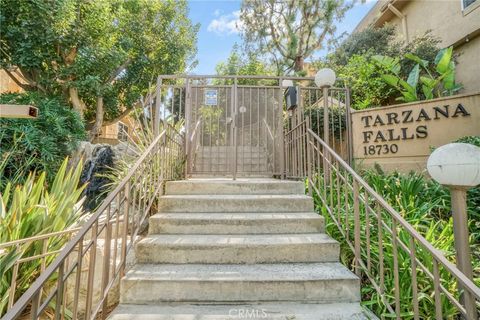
[314,68,336,145]
[427,142,480,319]
[315,69,336,181]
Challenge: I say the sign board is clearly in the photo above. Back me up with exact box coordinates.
[204,89,218,106]
[351,92,480,172]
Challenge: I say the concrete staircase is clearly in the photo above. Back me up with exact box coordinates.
[110,179,366,319]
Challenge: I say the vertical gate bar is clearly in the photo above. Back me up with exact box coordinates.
[154,76,162,137]
[241,87,245,174]
[209,88,213,174]
[185,78,191,176]
[180,85,183,123]
[257,88,260,174]
[172,87,176,124]
[216,88,220,173]
[226,86,230,174]
[278,77,284,178]
[271,88,275,176]
[249,88,252,173]
[233,77,238,180]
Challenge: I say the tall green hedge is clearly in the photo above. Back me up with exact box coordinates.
[0,92,86,188]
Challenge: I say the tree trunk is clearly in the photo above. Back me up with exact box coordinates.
[69,87,87,117]
[294,56,304,72]
[88,96,104,142]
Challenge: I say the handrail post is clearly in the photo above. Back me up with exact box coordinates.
[306,117,312,197]
[353,180,361,277]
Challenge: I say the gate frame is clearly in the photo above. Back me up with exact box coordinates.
[155,74,353,179]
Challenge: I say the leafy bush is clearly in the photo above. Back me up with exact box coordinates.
[0,92,86,187]
[338,53,395,109]
[311,168,480,318]
[0,159,85,315]
[373,46,462,102]
[317,28,442,109]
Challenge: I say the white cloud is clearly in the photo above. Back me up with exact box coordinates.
[207,10,243,35]
[213,9,222,17]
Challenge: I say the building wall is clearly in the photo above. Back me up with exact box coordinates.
[0,70,25,93]
[356,0,480,93]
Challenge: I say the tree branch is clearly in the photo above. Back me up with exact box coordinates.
[107,59,131,84]
[3,69,32,91]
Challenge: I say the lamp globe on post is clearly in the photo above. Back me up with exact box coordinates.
[315,68,336,183]
[314,68,336,88]
[427,142,480,318]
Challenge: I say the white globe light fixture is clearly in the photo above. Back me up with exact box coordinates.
[314,68,336,88]
[427,142,480,315]
[427,143,480,187]
[281,79,294,87]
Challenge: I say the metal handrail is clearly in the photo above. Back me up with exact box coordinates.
[298,126,480,319]
[3,126,185,320]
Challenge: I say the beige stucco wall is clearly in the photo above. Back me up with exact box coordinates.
[351,92,480,172]
[356,0,480,93]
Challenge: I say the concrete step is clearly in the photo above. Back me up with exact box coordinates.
[109,302,369,319]
[193,164,268,173]
[195,158,267,165]
[166,179,304,195]
[148,212,324,234]
[136,233,338,264]
[120,263,360,304]
[158,195,314,213]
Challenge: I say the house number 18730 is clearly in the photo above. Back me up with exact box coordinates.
[363,144,398,156]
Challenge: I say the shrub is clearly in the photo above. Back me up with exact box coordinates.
[373,46,462,102]
[0,92,86,187]
[338,53,395,109]
[0,159,85,316]
[311,168,479,318]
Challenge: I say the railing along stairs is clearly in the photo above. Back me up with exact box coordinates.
[285,115,480,319]
[2,124,185,320]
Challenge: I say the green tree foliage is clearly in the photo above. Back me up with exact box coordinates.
[0,92,86,187]
[338,53,395,109]
[326,25,398,67]
[315,27,442,109]
[240,0,354,73]
[373,46,462,102]
[214,44,274,85]
[0,0,198,139]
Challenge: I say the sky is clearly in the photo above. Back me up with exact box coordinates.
[188,0,377,75]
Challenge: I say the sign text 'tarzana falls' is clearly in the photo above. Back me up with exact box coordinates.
[359,103,470,156]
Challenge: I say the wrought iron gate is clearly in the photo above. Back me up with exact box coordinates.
[156,75,352,178]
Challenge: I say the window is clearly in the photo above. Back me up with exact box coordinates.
[463,0,477,9]
[118,122,129,142]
